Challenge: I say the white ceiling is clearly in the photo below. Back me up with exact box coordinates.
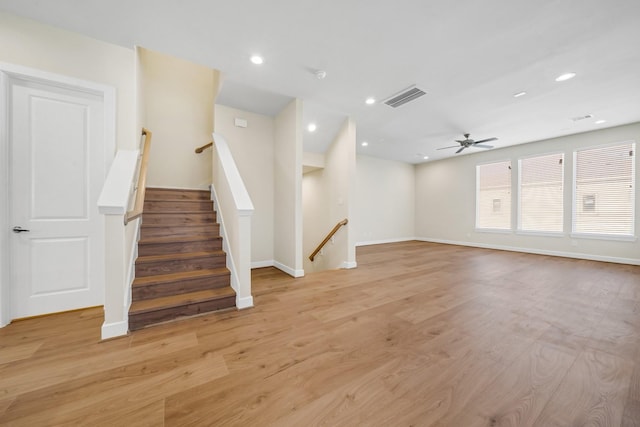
[3,0,639,164]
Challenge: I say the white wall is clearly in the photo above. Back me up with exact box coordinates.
[140,48,219,189]
[274,99,304,276]
[355,155,415,245]
[214,105,275,266]
[416,122,640,264]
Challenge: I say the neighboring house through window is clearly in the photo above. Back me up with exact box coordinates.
[476,160,512,230]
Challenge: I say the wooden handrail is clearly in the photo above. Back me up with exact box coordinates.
[195,141,213,153]
[124,128,152,225]
[309,218,348,261]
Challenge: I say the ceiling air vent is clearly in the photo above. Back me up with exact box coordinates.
[384,85,426,108]
[571,114,594,122]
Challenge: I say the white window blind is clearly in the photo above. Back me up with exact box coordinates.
[518,153,564,233]
[573,142,635,237]
[476,160,512,230]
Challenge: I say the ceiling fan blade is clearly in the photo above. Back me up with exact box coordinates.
[455,146,466,154]
[474,144,494,149]
[473,137,498,144]
[437,145,461,150]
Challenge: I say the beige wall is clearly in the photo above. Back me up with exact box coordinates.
[355,155,415,245]
[0,11,136,150]
[139,48,219,189]
[274,99,304,276]
[304,118,357,271]
[214,105,275,265]
[303,169,329,273]
[416,122,640,263]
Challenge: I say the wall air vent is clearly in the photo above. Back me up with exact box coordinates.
[383,85,426,108]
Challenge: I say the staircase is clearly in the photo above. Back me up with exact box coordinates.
[128,188,235,330]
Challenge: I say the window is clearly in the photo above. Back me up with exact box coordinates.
[573,142,635,237]
[518,153,564,233]
[477,160,512,230]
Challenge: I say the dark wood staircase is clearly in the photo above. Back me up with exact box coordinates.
[128,188,236,330]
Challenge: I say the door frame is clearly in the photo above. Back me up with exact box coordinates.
[0,62,116,327]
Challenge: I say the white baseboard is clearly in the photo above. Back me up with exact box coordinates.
[101,320,128,340]
[236,295,254,309]
[251,260,274,269]
[416,237,640,266]
[342,261,357,269]
[356,237,417,247]
[274,261,305,278]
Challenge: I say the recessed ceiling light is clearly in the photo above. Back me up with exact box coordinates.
[423,155,429,160]
[365,97,376,105]
[555,72,576,82]
[250,55,264,65]
[513,91,527,98]
[361,141,369,147]
[595,119,606,124]
[307,123,317,132]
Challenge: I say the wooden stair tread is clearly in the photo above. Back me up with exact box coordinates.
[133,268,229,286]
[146,188,209,194]
[130,187,233,330]
[144,198,210,202]
[139,234,221,244]
[142,210,214,214]
[141,222,216,228]
[130,288,235,314]
[135,251,224,264]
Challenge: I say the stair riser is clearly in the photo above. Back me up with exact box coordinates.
[138,239,222,256]
[144,200,213,212]
[140,224,219,239]
[129,295,236,330]
[133,273,231,300]
[142,212,216,226]
[145,189,210,201]
[135,255,226,277]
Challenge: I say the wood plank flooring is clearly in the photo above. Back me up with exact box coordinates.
[1,241,639,426]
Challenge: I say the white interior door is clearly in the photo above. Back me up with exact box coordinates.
[9,77,105,319]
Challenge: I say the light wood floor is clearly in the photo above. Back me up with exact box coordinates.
[1,241,639,426]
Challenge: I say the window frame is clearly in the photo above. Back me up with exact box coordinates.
[475,159,513,233]
[516,151,565,237]
[571,140,636,242]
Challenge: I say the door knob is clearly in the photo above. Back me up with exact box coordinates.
[12,226,30,233]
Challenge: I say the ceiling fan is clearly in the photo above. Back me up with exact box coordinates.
[437,133,498,154]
